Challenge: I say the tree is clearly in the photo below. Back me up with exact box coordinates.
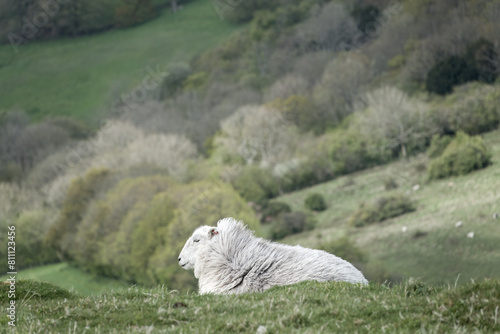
[216,105,297,168]
[313,53,371,126]
[356,87,435,157]
[425,56,478,95]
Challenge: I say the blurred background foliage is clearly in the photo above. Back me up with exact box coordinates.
[1,0,500,290]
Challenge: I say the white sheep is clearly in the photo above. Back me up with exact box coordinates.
[178,217,368,294]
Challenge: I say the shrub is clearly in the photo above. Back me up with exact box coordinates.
[45,117,94,140]
[98,192,177,284]
[330,127,391,175]
[216,105,297,168]
[262,201,291,221]
[425,55,478,95]
[280,156,334,192]
[13,122,71,171]
[278,136,335,192]
[265,75,308,102]
[182,72,209,91]
[465,38,498,84]
[357,86,436,158]
[304,193,327,211]
[250,10,278,41]
[351,4,380,32]
[223,0,277,23]
[45,168,113,257]
[349,193,416,227]
[445,84,500,135]
[114,0,157,28]
[428,132,491,179]
[160,63,192,99]
[232,166,279,206]
[69,174,176,273]
[0,162,23,183]
[270,211,315,240]
[427,135,453,158]
[267,95,321,133]
[313,54,370,126]
[14,210,59,269]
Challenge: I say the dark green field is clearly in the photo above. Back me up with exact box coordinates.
[0,0,240,122]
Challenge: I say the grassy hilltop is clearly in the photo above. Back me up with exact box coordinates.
[1,279,499,333]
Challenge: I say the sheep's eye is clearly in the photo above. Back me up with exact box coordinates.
[193,239,200,243]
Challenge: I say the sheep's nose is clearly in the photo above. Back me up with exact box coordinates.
[178,257,181,262]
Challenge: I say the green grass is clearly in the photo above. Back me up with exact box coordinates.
[275,129,500,284]
[1,279,499,333]
[0,263,129,296]
[0,0,241,123]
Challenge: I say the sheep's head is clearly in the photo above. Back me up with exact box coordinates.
[178,225,219,270]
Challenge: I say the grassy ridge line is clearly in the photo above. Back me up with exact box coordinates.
[276,129,500,284]
[0,0,239,122]
[0,263,129,296]
[0,279,499,333]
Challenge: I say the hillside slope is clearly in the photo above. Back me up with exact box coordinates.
[0,263,128,296]
[1,279,498,333]
[0,0,240,122]
[277,129,500,284]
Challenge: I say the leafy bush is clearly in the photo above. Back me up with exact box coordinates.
[267,95,321,133]
[14,210,59,269]
[426,56,478,95]
[304,193,327,211]
[45,168,113,257]
[270,211,315,240]
[0,162,22,183]
[182,72,209,91]
[279,156,335,193]
[351,4,380,32]
[427,135,453,158]
[349,193,416,227]
[428,132,491,179]
[92,192,177,284]
[160,63,192,99]
[45,117,94,140]
[275,134,336,193]
[445,84,500,135]
[465,38,498,84]
[357,86,435,158]
[114,0,157,28]
[72,175,176,274]
[426,39,497,96]
[224,0,277,23]
[262,201,291,221]
[216,105,297,168]
[330,128,391,175]
[232,166,279,205]
[250,10,278,41]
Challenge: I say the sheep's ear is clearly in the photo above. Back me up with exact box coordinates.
[208,228,219,239]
